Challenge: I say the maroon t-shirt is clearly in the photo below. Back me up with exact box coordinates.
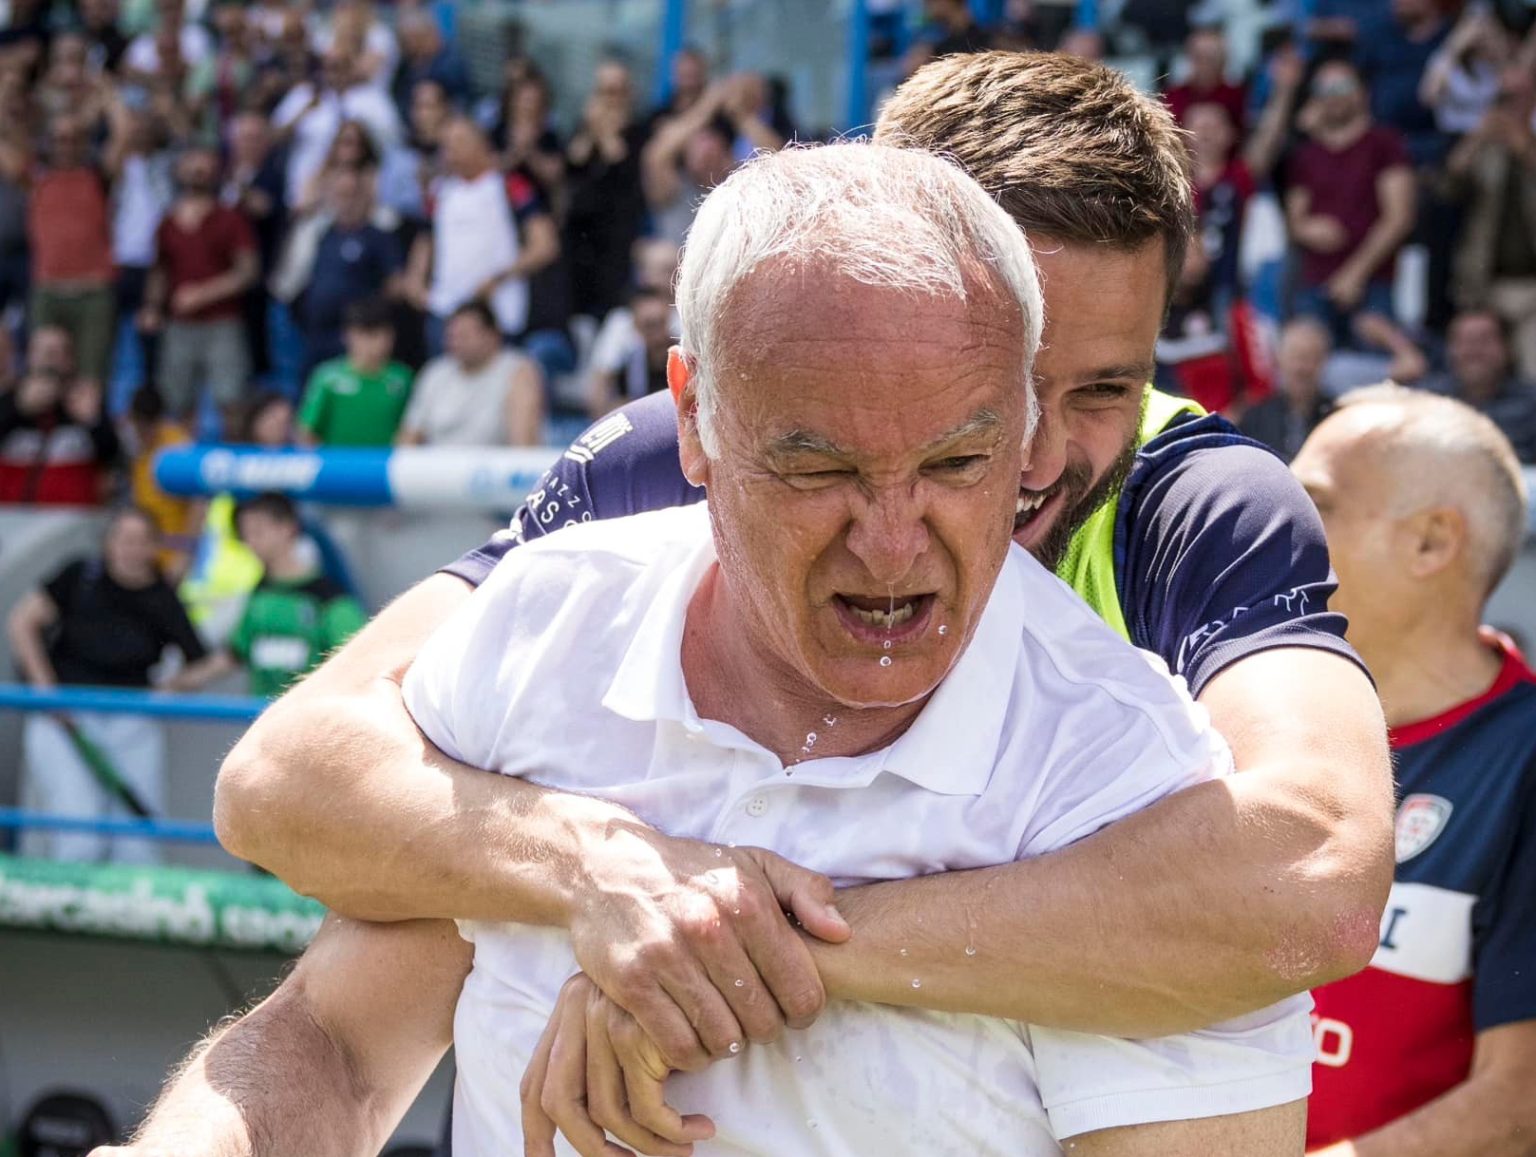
[154,203,256,323]
[28,167,114,286]
[1287,124,1411,287]
[1165,82,1248,136]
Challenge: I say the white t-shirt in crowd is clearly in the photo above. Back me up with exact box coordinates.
[589,302,681,400]
[272,81,403,205]
[404,502,1315,1157]
[112,152,174,268]
[426,170,527,335]
[311,17,399,93]
[402,348,532,446]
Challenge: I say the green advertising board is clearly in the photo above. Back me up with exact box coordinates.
[0,853,324,953]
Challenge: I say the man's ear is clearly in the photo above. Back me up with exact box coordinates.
[671,347,710,487]
[1406,505,1465,580]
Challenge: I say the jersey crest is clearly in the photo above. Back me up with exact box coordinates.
[1395,794,1453,863]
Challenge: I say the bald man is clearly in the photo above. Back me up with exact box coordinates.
[1291,386,1536,1156]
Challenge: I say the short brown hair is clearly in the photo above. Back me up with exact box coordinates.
[874,51,1195,301]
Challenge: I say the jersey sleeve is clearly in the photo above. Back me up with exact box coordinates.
[1121,437,1365,696]
[1472,766,1536,1032]
[439,393,702,588]
[296,367,331,435]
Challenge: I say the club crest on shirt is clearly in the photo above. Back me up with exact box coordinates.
[1395,794,1453,863]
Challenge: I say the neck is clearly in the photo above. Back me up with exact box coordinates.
[1358,605,1504,728]
[682,565,926,766]
[352,354,386,374]
[1319,115,1368,148]
[1284,383,1319,415]
[1460,373,1502,403]
[108,561,156,588]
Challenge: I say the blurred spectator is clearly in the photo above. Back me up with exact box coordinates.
[643,77,781,248]
[0,106,27,321]
[0,0,50,75]
[1165,26,1248,137]
[924,0,993,57]
[1354,0,1451,167]
[1447,63,1536,381]
[79,0,129,74]
[297,296,411,447]
[313,0,398,95]
[178,390,293,641]
[498,70,565,209]
[1425,309,1536,463]
[105,94,174,397]
[1057,27,1106,62]
[36,30,110,127]
[252,9,316,112]
[292,115,381,218]
[586,285,672,417]
[26,323,75,378]
[586,238,678,406]
[406,117,557,353]
[24,114,117,393]
[0,367,117,503]
[122,0,212,86]
[300,164,401,368]
[272,48,401,207]
[1420,5,1515,135]
[192,491,367,698]
[1240,318,1334,460]
[398,300,541,446]
[124,384,193,573]
[139,144,258,428]
[391,8,469,118]
[8,506,225,863]
[564,60,649,320]
[646,45,711,131]
[1286,59,1416,343]
[190,0,258,133]
[379,77,448,224]
[223,109,288,379]
[1306,0,1399,50]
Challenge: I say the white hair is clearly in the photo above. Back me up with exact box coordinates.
[674,141,1044,456]
[1338,384,1530,593]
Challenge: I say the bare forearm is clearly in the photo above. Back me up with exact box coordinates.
[120,990,375,1157]
[9,624,55,686]
[1343,1075,1536,1157]
[812,767,1376,1036]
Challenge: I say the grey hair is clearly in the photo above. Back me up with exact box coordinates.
[1338,384,1530,594]
[673,141,1044,457]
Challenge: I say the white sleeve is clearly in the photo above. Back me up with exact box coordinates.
[272,85,310,130]
[1030,997,1315,1139]
[1015,666,1313,1139]
[588,310,636,374]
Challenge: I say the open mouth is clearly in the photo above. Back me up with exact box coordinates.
[1013,488,1060,540]
[832,592,936,647]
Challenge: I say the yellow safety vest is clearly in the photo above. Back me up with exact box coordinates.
[1054,389,1206,640]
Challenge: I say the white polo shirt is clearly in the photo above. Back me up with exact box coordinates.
[404,503,1313,1156]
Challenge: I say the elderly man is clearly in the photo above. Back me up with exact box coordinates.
[110,142,1309,1157]
[1425,310,1536,464]
[213,50,1389,1082]
[1291,388,1536,1156]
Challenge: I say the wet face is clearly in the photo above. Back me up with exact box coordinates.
[1013,238,1165,570]
[1447,313,1510,396]
[1291,412,1412,658]
[104,511,160,577]
[679,267,1029,710]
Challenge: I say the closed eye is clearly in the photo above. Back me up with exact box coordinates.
[927,455,990,475]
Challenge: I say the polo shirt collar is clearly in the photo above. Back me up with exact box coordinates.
[603,507,1025,797]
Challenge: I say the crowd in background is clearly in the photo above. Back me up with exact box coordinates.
[2,0,1536,863]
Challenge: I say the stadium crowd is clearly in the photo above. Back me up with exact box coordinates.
[0,3,1533,1155]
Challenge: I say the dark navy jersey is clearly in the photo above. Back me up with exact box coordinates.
[1308,644,1536,1147]
[444,392,1360,696]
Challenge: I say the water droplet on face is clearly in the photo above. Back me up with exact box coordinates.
[898,947,908,957]
[879,656,892,668]
[911,978,922,989]
[734,978,745,988]
[937,624,949,637]
[729,1041,742,1054]
[882,640,892,650]
[795,1054,803,1062]
[733,908,741,915]
[823,714,837,726]
[808,1119,819,1130]
[965,945,977,957]
[713,847,723,857]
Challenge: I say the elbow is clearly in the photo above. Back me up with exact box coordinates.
[213,720,280,867]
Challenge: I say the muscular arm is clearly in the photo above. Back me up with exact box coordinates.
[102,917,466,1157]
[1314,1021,1536,1157]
